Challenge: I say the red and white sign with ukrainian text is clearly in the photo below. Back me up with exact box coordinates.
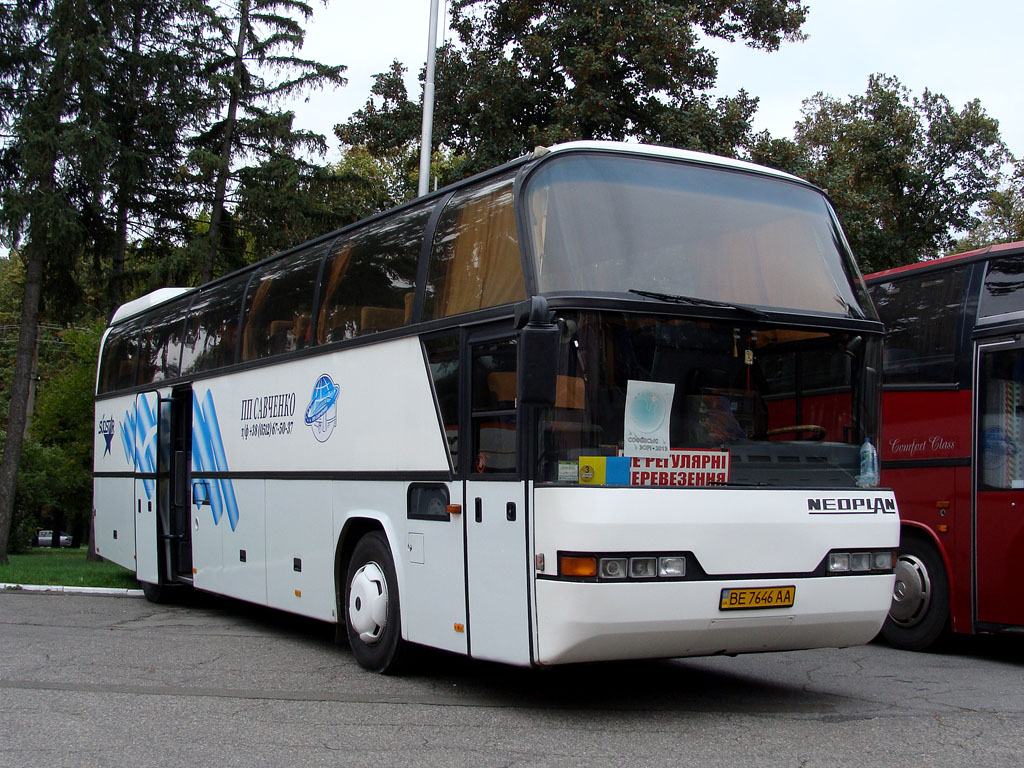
[628,450,731,487]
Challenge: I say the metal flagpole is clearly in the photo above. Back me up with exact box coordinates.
[417,0,440,197]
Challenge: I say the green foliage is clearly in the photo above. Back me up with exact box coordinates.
[750,74,1011,273]
[12,437,64,539]
[232,113,360,260]
[339,0,808,181]
[33,323,103,459]
[0,322,103,550]
[953,163,1024,253]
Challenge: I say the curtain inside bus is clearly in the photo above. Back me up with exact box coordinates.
[425,173,526,319]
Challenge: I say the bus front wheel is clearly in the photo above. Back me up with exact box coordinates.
[881,535,950,651]
[344,531,411,674]
[140,581,166,603]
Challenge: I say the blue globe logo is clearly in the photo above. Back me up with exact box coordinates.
[629,390,667,433]
[305,374,339,442]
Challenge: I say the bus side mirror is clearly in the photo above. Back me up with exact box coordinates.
[517,297,559,407]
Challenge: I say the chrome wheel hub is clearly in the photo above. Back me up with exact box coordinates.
[889,553,931,626]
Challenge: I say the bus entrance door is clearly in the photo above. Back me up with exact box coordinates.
[463,335,531,665]
[465,479,530,665]
[166,387,193,581]
[975,339,1024,628]
[139,388,194,588]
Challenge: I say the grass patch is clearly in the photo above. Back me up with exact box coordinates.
[1,547,139,589]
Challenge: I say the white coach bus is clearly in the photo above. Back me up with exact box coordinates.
[93,142,899,673]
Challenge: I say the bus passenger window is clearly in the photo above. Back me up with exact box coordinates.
[241,243,324,361]
[425,174,526,320]
[317,202,431,344]
[180,276,247,375]
[135,302,189,386]
[869,266,967,385]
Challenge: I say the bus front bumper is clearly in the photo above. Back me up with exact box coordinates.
[534,573,894,665]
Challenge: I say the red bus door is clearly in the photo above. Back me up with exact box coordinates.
[975,338,1024,628]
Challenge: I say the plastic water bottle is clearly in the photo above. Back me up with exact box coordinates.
[858,438,879,487]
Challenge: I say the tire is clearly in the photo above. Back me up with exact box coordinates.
[880,534,950,651]
[140,580,167,604]
[343,531,411,674]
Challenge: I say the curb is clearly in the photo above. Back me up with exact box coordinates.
[1,583,145,597]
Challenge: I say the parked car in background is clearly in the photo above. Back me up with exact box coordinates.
[36,530,73,547]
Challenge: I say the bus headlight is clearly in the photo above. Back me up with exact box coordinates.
[826,549,895,574]
[658,556,686,577]
[872,551,895,570]
[850,552,872,572]
[559,552,690,581]
[629,557,658,579]
[829,553,851,572]
[599,557,628,579]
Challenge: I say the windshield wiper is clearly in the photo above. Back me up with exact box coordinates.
[628,289,768,319]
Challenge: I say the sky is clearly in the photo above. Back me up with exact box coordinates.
[293,0,1024,164]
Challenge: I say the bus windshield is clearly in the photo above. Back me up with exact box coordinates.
[537,311,877,488]
[523,152,874,319]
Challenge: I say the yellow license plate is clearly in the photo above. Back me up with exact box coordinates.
[719,586,795,611]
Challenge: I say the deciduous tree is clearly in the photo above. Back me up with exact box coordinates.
[750,74,1010,272]
[953,163,1024,253]
[339,0,808,182]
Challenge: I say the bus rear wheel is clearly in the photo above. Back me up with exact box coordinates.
[881,535,949,651]
[344,531,411,674]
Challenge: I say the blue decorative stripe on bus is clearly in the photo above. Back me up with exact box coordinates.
[118,394,158,500]
[193,389,239,531]
[119,415,134,468]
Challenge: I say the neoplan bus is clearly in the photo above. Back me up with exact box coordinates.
[93,142,899,673]
[867,241,1024,650]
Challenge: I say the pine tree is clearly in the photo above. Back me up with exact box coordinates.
[0,0,112,563]
[196,0,347,281]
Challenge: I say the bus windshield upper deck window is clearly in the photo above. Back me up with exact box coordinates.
[523,153,873,320]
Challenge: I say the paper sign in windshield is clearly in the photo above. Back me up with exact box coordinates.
[578,450,730,487]
[624,380,674,457]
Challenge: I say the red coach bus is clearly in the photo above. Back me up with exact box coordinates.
[866,241,1024,649]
